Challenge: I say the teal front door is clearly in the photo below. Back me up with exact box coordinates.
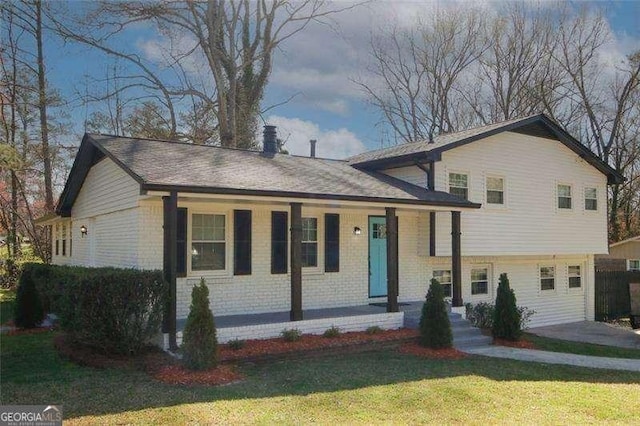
[369,216,387,297]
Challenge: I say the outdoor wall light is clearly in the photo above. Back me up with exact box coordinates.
[353,226,362,236]
[80,225,88,237]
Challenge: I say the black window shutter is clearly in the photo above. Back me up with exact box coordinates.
[234,210,252,275]
[271,211,288,274]
[325,213,340,272]
[176,208,188,277]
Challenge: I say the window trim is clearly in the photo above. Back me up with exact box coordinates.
[539,265,556,292]
[301,216,319,268]
[470,265,490,297]
[584,187,598,212]
[433,269,452,299]
[188,211,230,275]
[628,259,640,272]
[557,183,573,210]
[485,175,505,207]
[449,171,469,200]
[568,264,582,290]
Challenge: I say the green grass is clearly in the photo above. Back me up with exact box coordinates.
[0,288,16,324]
[524,333,640,359]
[1,332,639,424]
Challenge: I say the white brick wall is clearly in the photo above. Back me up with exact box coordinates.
[165,312,404,347]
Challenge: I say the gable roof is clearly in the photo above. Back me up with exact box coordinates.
[55,134,480,216]
[349,114,624,184]
[609,236,640,248]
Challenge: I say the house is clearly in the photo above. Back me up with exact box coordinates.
[44,114,623,346]
[596,236,640,271]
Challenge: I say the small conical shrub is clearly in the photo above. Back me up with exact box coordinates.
[492,273,521,341]
[419,278,452,348]
[182,279,218,370]
[14,268,44,328]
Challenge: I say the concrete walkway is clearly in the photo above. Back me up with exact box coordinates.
[464,346,640,372]
[529,321,640,350]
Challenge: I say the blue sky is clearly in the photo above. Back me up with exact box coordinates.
[42,0,640,159]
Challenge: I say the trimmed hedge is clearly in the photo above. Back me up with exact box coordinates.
[182,279,218,370]
[492,273,522,341]
[19,263,167,354]
[419,278,452,349]
[14,266,45,328]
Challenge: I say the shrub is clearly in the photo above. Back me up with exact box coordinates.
[14,266,45,328]
[227,339,246,350]
[54,266,166,354]
[465,302,495,329]
[419,278,452,349]
[281,328,302,342]
[492,273,522,341]
[366,325,383,335]
[182,279,218,371]
[323,326,341,338]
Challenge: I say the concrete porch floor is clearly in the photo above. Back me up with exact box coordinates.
[176,301,423,331]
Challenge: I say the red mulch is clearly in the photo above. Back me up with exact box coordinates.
[398,341,467,359]
[493,337,536,349]
[6,326,54,336]
[219,328,419,362]
[148,360,243,386]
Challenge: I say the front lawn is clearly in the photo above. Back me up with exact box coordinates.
[1,332,639,424]
[524,333,640,359]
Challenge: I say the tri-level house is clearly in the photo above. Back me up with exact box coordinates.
[45,114,622,346]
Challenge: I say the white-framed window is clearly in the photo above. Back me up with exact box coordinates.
[433,269,452,298]
[68,221,72,257]
[449,173,468,200]
[557,184,572,209]
[302,217,318,267]
[191,213,226,271]
[61,223,67,256]
[486,176,504,205]
[628,260,640,271]
[568,265,581,288]
[540,266,555,291]
[584,187,597,211]
[471,267,489,295]
[54,223,60,256]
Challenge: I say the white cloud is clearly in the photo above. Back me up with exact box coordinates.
[266,115,366,159]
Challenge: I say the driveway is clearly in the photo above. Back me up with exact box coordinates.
[529,321,640,350]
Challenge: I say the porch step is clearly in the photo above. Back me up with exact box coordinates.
[403,311,492,349]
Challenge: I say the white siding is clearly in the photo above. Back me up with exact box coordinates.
[382,165,428,187]
[433,131,608,256]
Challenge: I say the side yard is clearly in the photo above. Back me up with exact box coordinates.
[1,331,639,424]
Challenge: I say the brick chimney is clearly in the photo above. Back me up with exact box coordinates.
[263,125,277,154]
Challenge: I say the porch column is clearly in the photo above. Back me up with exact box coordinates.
[162,191,178,350]
[385,207,399,313]
[290,202,303,321]
[451,210,463,307]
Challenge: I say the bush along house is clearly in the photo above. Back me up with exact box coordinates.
[44,114,623,348]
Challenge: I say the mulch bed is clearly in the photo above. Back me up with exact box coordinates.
[219,328,419,362]
[5,326,55,336]
[493,337,536,349]
[398,341,467,359]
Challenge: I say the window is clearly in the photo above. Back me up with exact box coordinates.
[433,270,452,298]
[486,177,504,205]
[585,188,597,211]
[233,210,252,275]
[629,260,640,271]
[557,184,572,209]
[540,266,555,291]
[61,223,67,256]
[568,265,581,288]
[271,212,288,274]
[471,268,489,295]
[302,217,318,267]
[449,173,468,200]
[68,222,72,257]
[191,214,226,271]
[324,214,339,272]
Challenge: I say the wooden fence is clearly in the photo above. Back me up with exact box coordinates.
[594,270,640,321]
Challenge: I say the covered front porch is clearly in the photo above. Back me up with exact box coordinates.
[167,302,423,346]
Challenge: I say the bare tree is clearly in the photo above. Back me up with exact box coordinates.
[359,9,488,143]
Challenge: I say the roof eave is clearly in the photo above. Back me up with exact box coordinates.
[141,183,482,209]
